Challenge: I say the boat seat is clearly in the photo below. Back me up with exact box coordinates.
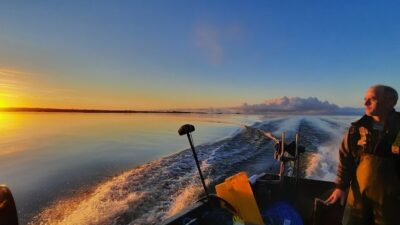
[313,198,344,225]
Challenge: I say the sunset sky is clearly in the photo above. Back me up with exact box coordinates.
[1,1,399,110]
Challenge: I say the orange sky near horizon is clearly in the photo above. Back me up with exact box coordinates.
[0,67,243,110]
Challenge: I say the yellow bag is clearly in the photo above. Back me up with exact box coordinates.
[215,172,264,225]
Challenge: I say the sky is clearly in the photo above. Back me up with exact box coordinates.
[0,1,399,110]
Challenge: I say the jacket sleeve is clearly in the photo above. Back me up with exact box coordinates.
[335,129,357,190]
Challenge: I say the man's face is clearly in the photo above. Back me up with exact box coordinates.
[364,87,390,117]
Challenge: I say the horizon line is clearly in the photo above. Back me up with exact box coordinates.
[0,107,211,114]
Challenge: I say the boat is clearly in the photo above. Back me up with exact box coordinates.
[162,124,345,225]
[0,124,345,225]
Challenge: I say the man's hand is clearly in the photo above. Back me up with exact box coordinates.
[325,188,347,206]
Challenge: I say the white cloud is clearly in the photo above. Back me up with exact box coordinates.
[195,24,223,65]
[177,96,363,115]
[194,22,244,65]
[236,96,363,114]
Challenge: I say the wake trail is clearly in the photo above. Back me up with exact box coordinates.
[300,117,349,181]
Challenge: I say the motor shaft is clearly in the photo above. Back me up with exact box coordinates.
[186,133,210,199]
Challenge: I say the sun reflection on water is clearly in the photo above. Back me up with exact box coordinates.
[0,112,18,133]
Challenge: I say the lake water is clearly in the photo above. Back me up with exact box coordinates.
[0,112,358,225]
[0,112,263,224]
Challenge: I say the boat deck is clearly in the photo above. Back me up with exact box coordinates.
[253,174,344,225]
[163,173,345,225]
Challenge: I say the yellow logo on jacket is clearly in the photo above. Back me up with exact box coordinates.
[392,131,400,154]
[358,127,368,147]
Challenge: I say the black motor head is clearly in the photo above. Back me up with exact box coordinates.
[178,124,195,136]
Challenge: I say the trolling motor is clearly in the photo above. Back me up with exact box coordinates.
[257,130,305,183]
[178,124,241,225]
[178,124,210,199]
[274,133,306,180]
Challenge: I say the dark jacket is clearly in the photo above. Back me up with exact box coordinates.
[335,110,400,190]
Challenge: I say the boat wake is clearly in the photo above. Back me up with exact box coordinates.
[29,116,350,225]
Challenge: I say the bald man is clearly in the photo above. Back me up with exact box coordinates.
[325,85,400,225]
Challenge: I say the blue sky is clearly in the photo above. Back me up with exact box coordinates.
[0,1,399,110]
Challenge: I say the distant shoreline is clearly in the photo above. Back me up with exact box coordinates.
[0,107,365,115]
[0,107,209,114]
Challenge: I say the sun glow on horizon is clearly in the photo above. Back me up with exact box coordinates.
[0,97,9,108]
[0,112,17,133]
[0,93,20,108]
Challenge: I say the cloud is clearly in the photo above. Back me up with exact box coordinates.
[176,96,363,115]
[0,68,33,77]
[0,68,31,93]
[0,68,77,102]
[235,96,363,115]
[195,24,223,65]
[194,22,244,65]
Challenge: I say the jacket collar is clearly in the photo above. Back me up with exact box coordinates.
[352,114,372,128]
[352,109,398,129]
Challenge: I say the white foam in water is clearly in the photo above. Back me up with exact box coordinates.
[166,182,205,217]
[273,116,303,138]
[305,142,340,181]
[29,165,153,225]
[29,156,187,225]
[304,117,338,136]
[29,142,220,225]
[304,117,349,181]
[257,116,302,135]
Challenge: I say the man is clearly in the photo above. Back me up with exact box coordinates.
[325,85,400,225]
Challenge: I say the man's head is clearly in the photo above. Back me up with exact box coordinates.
[364,85,398,117]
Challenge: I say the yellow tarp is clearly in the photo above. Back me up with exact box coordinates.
[215,172,264,225]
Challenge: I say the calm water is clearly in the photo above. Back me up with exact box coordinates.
[0,112,262,224]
